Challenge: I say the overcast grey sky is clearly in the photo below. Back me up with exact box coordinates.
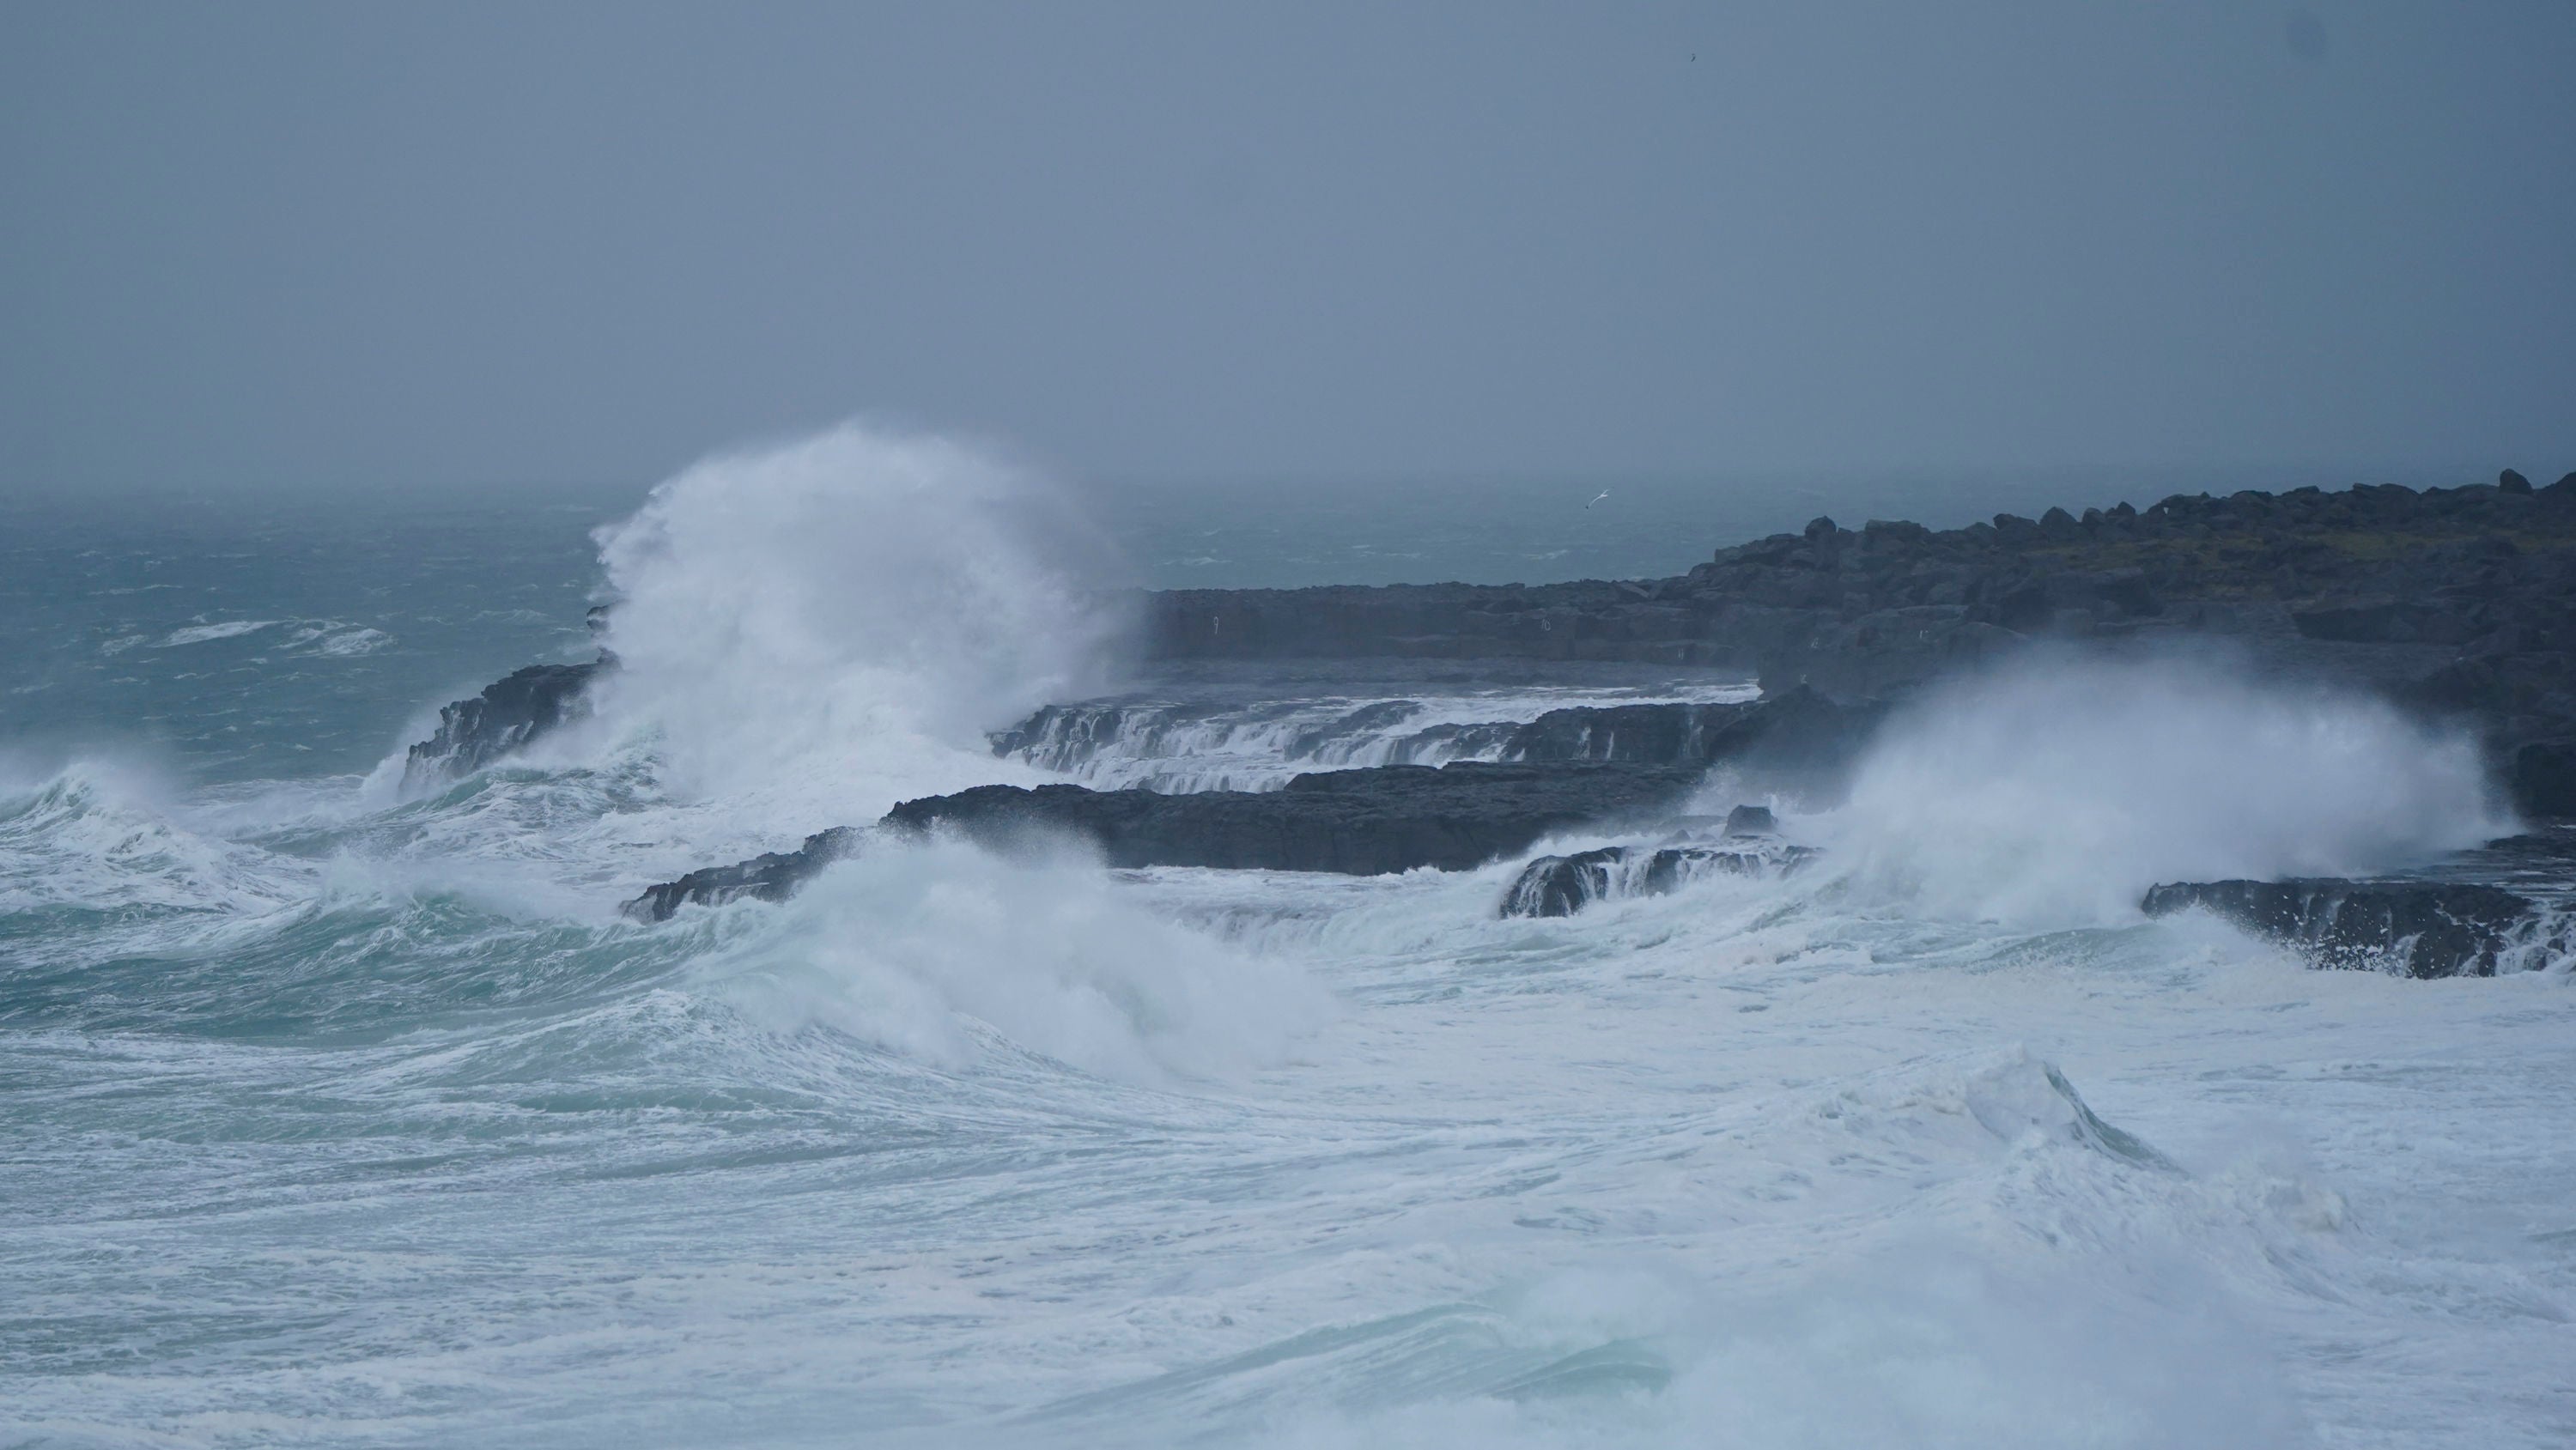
[4,2,2571,494]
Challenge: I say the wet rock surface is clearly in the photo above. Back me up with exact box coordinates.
[2139,876,2568,978]
[1500,839,1817,918]
[1497,804,1814,917]
[402,660,604,790]
[622,827,860,923]
[628,761,1706,919]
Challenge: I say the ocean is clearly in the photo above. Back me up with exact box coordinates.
[3,428,2570,1447]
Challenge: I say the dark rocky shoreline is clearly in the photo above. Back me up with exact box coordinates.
[412,471,2576,813]
[405,470,2576,971]
[1142,472,2576,814]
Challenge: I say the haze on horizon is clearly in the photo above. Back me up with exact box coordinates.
[3,1,2572,499]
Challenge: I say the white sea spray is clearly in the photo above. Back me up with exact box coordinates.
[1816,650,2510,925]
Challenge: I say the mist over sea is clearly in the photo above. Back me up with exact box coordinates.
[4,440,2572,1447]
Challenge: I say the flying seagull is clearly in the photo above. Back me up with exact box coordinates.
[1586,489,1612,509]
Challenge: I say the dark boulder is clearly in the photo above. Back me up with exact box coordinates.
[1501,846,1627,918]
[2139,877,2555,977]
[2500,469,2533,494]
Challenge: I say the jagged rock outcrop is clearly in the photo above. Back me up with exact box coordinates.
[2139,877,2567,978]
[402,660,604,790]
[621,827,860,922]
[626,761,1706,919]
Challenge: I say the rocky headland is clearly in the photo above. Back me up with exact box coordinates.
[401,660,603,792]
[1142,471,2576,815]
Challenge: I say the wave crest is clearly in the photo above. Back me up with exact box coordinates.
[588,422,1132,803]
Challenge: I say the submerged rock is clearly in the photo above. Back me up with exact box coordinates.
[403,660,604,790]
[2139,877,2567,977]
[627,761,1704,919]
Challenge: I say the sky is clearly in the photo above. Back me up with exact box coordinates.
[3,1,2572,495]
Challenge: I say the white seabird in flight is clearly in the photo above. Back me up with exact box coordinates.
[1585,488,1611,509]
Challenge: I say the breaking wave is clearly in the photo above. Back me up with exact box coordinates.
[583,422,1133,809]
[0,758,308,917]
[1815,652,2510,925]
[708,836,1334,1085]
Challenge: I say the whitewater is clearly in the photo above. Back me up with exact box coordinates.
[4,427,2572,1448]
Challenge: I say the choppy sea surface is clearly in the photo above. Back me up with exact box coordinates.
[4,432,2572,1447]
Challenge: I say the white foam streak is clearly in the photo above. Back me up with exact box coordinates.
[155,619,280,647]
